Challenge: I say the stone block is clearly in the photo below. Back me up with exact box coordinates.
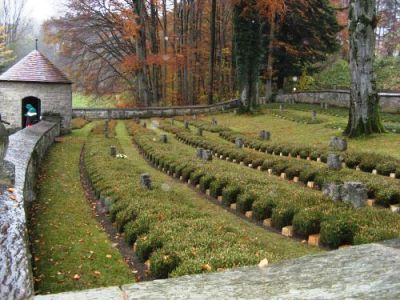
[248,164,253,168]
[308,234,320,247]
[329,136,347,151]
[230,203,237,210]
[184,120,189,129]
[367,199,376,207]
[322,183,342,201]
[282,226,293,237]
[217,196,223,203]
[341,182,368,208]
[390,173,396,179]
[293,177,299,183]
[390,205,400,213]
[311,110,317,121]
[257,166,262,171]
[206,189,210,196]
[280,173,287,180]
[268,169,273,175]
[196,184,200,189]
[372,169,377,175]
[317,157,321,163]
[245,211,253,219]
[263,219,272,227]
[327,154,342,170]
[307,181,315,189]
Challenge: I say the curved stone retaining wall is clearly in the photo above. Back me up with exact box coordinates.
[72,99,240,119]
[276,90,400,113]
[0,121,60,300]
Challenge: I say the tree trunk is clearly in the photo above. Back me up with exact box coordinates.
[345,0,384,137]
[265,10,276,102]
[208,0,217,105]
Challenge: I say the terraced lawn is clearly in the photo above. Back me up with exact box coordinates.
[29,123,133,295]
[201,106,400,159]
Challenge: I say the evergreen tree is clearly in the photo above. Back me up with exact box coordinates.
[270,0,341,89]
[233,0,264,110]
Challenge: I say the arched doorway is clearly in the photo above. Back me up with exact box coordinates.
[22,97,41,128]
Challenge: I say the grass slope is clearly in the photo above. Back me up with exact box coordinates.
[29,123,133,295]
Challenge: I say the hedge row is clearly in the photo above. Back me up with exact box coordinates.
[267,103,400,133]
[267,109,324,124]
[182,119,400,179]
[130,122,400,248]
[84,122,309,279]
[160,122,400,207]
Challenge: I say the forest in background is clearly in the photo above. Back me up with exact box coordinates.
[1,0,399,108]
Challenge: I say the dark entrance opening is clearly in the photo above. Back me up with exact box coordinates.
[22,97,41,128]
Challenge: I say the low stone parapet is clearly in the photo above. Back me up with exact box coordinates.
[0,121,60,300]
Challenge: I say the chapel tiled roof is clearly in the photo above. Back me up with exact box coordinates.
[0,50,71,84]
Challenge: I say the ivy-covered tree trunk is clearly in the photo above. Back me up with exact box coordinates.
[233,1,263,110]
[345,0,384,137]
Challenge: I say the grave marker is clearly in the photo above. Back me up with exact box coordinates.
[329,137,347,151]
[235,137,244,148]
[259,130,271,140]
[327,154,342,170]
[110,146,117,157]
[160,134,168,143]
[140,173,152,189]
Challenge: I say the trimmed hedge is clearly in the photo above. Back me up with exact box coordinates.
[160,121,400,207]
[129,121,400,249]
[85,121,322,278]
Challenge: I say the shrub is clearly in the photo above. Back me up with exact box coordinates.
[376,162,397,176]
[299,167,317,183]
[252,196,277,221]
[346,153,362,169]
[199,175,214,192]
[261,159,274,171]
[236,193,255,213]
[320,215,358,248]
[252,159,264,168]
[292,206,324,237]
[272,160,289,175]
[135,235,163,262]
[299,149,309,159]
[182,166,195,181]
[209,178,228,197]
[359,155,378,172]
[271,205,298,229]
[150,250,180,279]
[375,187,400,207]
[285,166,301,180]
[124,217,151,245]
[71,117,89,130]
[115,206,137,233]
[222,185,242,206]
[190,170,205,185]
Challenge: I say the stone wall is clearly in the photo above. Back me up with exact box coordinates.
[276,90,400,113]
[72,99,241,119]
[0,121,60,300]
[0,81,72,133]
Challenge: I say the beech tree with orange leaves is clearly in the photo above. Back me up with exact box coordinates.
[44,0,341,108]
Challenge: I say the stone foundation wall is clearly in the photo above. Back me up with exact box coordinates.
[72,99,241,119]
[276,90,400,113]
[0,121,60,300]
[0,81,72,133]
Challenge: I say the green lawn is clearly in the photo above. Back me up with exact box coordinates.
[29,123,133,295]
[73,93,116,108]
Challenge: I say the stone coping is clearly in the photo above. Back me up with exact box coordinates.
[35,239,400,299]
[73,99,240,111]
[1,121,60,300]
